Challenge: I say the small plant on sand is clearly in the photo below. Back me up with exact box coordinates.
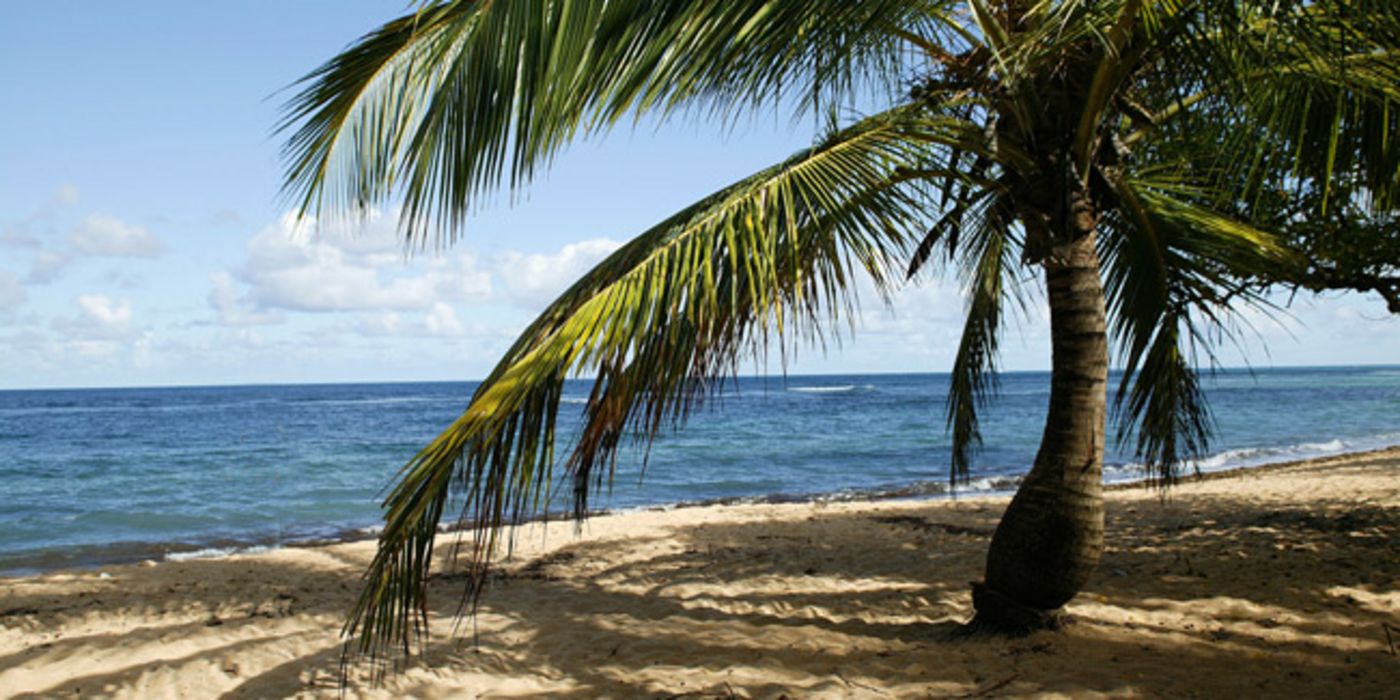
[279,0,1399,668]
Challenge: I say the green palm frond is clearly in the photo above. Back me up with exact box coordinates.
[1233,5,1399,211]
[1072,0,1152,181]
[944,188,1022,483]
[1126,1,1400,211]
[1099,170,1298,482]
[1084,0,1398,481]
[341,106,972,667]
[280,0,952,241]
[277,0,1400,679]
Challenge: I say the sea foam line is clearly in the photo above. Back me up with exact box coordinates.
[1104,432,1400,481]
[165,545,274,562]
[787,384,876,394]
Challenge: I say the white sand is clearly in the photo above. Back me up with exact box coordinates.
[2,448,1398,698]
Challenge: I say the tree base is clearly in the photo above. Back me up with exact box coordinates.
[962,582,1066,636]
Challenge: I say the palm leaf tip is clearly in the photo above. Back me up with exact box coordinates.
[335,105,947,669]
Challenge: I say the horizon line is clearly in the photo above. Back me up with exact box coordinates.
[3,362,1397,393]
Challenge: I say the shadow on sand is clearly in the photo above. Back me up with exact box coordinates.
[4,462,1397,698]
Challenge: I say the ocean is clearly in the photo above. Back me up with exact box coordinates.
[1,366,1397,576]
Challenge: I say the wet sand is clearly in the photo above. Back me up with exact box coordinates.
[2,447,1398,698]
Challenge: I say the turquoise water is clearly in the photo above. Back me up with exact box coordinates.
[1,366,1397,574]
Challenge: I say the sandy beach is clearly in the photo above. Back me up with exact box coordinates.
[2,448,1397,698]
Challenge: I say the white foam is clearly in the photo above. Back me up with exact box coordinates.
[1106,433,1400,482]
[961,474,1023,493]
[294,396,445,407]
[165,545,272,562]
[788,384,874,394]
[1194,439,1349,471]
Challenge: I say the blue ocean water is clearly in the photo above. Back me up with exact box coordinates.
[1,366,1397,575]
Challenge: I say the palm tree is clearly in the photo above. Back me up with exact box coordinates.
[280,0,1399,661]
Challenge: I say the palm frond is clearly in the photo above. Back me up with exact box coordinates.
[1072,0,1151,181]
[1099,170,1298,483]
[341,106,965,668]
[944,188,1021,483]
[279,2,1400,676]
[1125,1,1400,212]
[280,0,953,241]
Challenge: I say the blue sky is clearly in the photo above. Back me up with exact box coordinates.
[1,2,1395,390]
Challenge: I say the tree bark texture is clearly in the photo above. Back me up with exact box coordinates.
[973,227,1108,630]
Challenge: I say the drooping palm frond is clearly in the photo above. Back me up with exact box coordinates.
[277,0,1400,679]
[1099,169,1298,483]
[280,0,955,241]
[942,189,1023,483]
[1070,0,1398,482]
[340,106,992,668]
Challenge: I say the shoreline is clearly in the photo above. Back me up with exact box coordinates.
[1104,442,1400,489]
[4,441,1397,580]
[1,445,1396,696]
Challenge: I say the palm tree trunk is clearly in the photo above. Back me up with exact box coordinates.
[972,227,1108,631]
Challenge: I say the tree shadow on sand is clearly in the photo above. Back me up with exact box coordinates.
[6,483,1398,698]
[316,491,1400,696]
[1,549,362,698]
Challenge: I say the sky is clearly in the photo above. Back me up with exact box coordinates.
[1,2,1396,390]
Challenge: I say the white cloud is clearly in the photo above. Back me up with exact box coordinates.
[1218,291,1400,367]
[355,312,403,337]
[0,330,53,374]
[351,304,470,339]
[494,238,621,306]
[68,214,165,257]
[52,294,134,340]
[68,340,123,362]
[1,184,80,250]
[35,295,152,370]
[207,272,282,326]
[230,213,492,314]
[81,295,132,327]
[425,302,465,337]
[0,271,25,310]
[129,331,157,368]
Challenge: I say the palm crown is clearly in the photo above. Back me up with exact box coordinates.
[280,0,1399,666]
